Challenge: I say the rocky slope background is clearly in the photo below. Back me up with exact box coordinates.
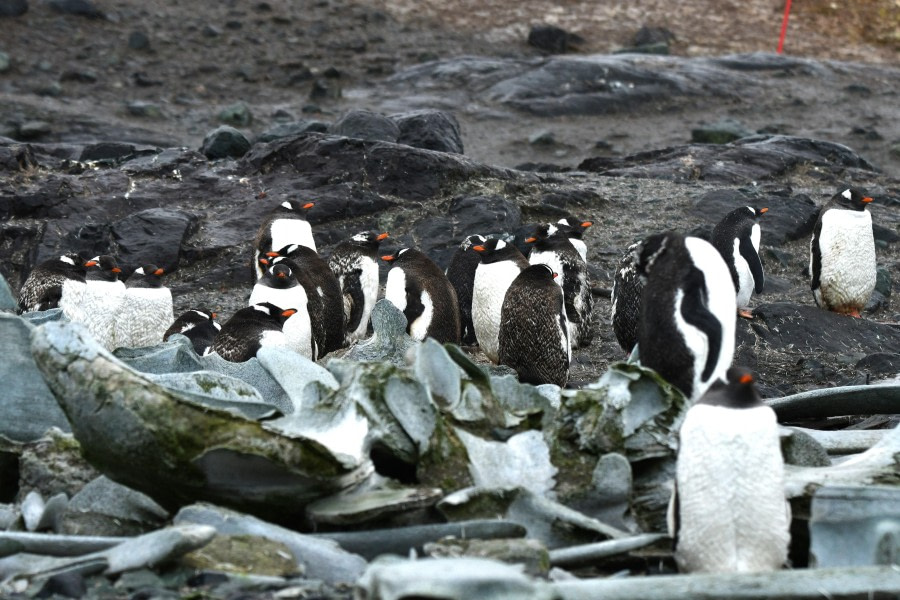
[0,0,899,598]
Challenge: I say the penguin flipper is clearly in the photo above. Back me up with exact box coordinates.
[680,267,722,383]
[36,285,64,311]
[667,482,679,550]
[810,216,824,297]
[740,235,765,294]
[404,276,426,332]
[344,268,366,334]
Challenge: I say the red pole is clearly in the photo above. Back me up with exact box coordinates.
[777,0,792,54]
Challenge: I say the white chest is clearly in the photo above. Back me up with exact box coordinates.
[270,218,316,253]
[472,261,522,363]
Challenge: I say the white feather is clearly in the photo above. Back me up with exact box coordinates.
[813,208,876,311]
[115,286,174,348]
[384,267,407,313]
[345,255,379,343]
[409,290,433,341]
[78,279,126,350]
[472,260,523,363]
[270,218,316,254]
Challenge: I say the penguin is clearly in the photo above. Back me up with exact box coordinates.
[211,303,297,363]
[79,255,126,351]
[445,234,487,346]
[810,187,876,317]
[498,264,571,387]
[115,265,174,348]
[711,206,768,319]
[610,240,644,355]
[557,217,593,262]
[268,244,344,357]
[382,247,460,344]
[16,252,87,314]
[669,366,790,573]
[471,238,529,363]
[249,260,315,359]
[163,308,221,356]
[327,231,389,345]
[253,199,316,279]
[526,223,594,349]
[635,232,736,402]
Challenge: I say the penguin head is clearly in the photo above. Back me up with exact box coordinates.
[698,366,763,409]
[381,247,413,263]
[350,231,390,249]
[270,244,314,263]
[128,264,165,288]
[524,223,556,244]
[523,263,558,282]
[57,252,89,275]
[751,206,769,220]
[459,234,487,252]
[277,199,315,217]
[471,238,522,264]
[557,217,593,239]
[251,302,296,325]
[85,255,122,281]
[834,187,873,211]
[189,308,217,323]
[634,232,677,282]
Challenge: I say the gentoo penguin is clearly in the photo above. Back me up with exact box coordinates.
[115,265,174,348]
[79,255,126,351]
[711,206,768,319]
[498,264,571,387]
[211,303,296,363]
[249,261,314,359]
[670,366,790,573]
[253,199,316,279]
[635,232,736,402]
[163,309,221,356]
[268,244,344,357]
[327,231,389,344]
[557,217,593,262]
[471,238,529,363]
[382,248,460,344]
[610,240,644,355]
[527,223,594,349]
[16,253,87,314]
[810,187,876,317]
[445,234,487,346]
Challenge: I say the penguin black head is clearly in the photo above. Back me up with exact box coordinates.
[127,264,165,288]
[349,230,390,250]
[269,243,319,263]
[276,199,315,217]
[380,247,414,263]
[251,302,297,325]
[833,187,873,211]
[262,263,299,289]
[48,252,90,278]
[459,234,487,252]
[521,263,558,283]
[697,366,763,409]
[557,217,593,239]
[472,238,527,265]
[85,255,122,282]
[634,232,679,282]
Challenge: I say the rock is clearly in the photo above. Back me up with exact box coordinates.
[22,490,47,532]
[127,30,151,51]
[111,208,195,273]
[305,484,444,527]
[255,120,329,144]
[529,130,556,145]
[0,0,27,17]
[144,371,281,420]
[809,485,900,567]
[567,452,633,530]
[0,52,10,73]
[0,272,16,312]
[47,0,104,19]
[16,429,99,501]
[17,121,51,140]
[390,109,464,154]
[767,382,900,421]
[424,537,550,577]
[691,118,754,144]
[200,125,251,159]
[114,335,204,375]
[633,25,676,48]
[791,428,889,456]
[780,427,831,467]
[63,476,168,537]
[0,532,126,556]
[175,503,367,585]
[527,24,584,54]
[198,352,293,415]
[218,102,253,127]
[35,572,87,599]
[329,109,400,143]
[453,428,557,496]
[125,100,163,118]
[180,535,301,576]
[79,141,142,163]
[875,266,891,296]
[856,353,900,377]
[0,315,71,442]
[256,344,339,405]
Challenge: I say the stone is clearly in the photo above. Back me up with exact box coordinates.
[35,572,87,598]
[199,352,293,415]
[63,476,168,537]
[180,535,301,576]
[306,483,443,527]
[0,52,10,73]
[791,428,889,456]
[47,0,104,19]
[218,102,253,127]
[779,427,831,467]
[0,272,16,312]
[114,335,204,374]
[691,118,754,144]
[856,353,900,377]
[125,100,163,118]
[0,0,28,17]
[16,429,99,501]
[145,371,278,420]
[200,125,251,159]
[17,121,51,140]
[390,109,464,154]
[127,30,151,50]
[329,109,400,143]
[256,344,339,407]
[79,142,141,163]
[527,24,584,54]
[809,485,900,567]
[424,537,550,577]
[255,120,329,144]
[111,208,195,273]
[767,382,900,421]
[633,25,676,47]
[342,299,416,365]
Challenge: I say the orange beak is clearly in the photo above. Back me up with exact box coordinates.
[282,309,297,317]
[553,272,558,279]
[381,255,395,262]
[259,258,269,266]
[759,207,769,214]
[303,202,314,209]
[862,197,873,204]
[266,251,280,258]
[525,237,537,243]
[376,232,389,241]
[84,260,98,267]
[472,245,486,252]
[154,268,164,276]
[211,312,217,319]
[111,267,122,274]
[276,271,286,278]
[581,221,593,228]
[739,373,754,384]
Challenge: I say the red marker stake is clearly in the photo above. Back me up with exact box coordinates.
[777,0,792,54]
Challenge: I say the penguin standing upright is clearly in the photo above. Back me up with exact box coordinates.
[527,223,594,348]
[79,255,126,351]
[17,253,87,314]
[445,234,487,346]
[471,238,529,363]
[711,206,768,318]
[249,261,315,360]
[327,231,389,344]
[635,232,736,402]
[253,199,316,279]
[269,244,344,357]
[670,367,790,573]
[382,248,460,344]
[610,240,644,355]
[498,264,570,387]
[557,217,593,262]
[116,264,174,348]
[164,309,221,356]
[211,303,296,363]
[810,187,876,317]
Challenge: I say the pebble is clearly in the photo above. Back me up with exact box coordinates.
[200,125,251,159]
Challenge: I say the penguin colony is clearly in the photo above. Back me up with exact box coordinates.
[15,186,879,573]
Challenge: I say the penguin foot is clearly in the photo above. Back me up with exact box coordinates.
[738,308,755,319]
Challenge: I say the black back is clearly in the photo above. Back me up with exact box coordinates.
[446,234,486,345]
[710,206,765,294]
[164,308,220,355]
[611,241,644,354]
[386,248,460,344]
[17,252,86,313]
[211,303,292,362]
[328,231,387,337]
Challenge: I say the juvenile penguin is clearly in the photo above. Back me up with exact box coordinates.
[810,187,876,317]
[635,232,736,402]
[382,248,460,344]
[79,255,126,350]
[164,309,221,356]
[557,217,593,262]
[527,223,594,348]
[711,206,768,318]
[17,253,87,314]
[211,303,296,363]
[249,261,314,359]
[610,240,644,355]
[327,231,389,344]
[445,234,486,346]
[269,245,344,357]
[498,264,571,387]
[116,265,174,348]
[253,199,316,279]
[471,238,529,363]
[670,367,790,573]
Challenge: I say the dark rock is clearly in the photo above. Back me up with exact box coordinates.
[527,24,584,54]
[329,109,400,143]
[780,428,831,467]
[111,208,196,273]
[390,109,464,154]
[615,42,670,55]
[691,118,753,144]
[63,476,169,537]
[309,77,341,100]
[200,125,251,159]
[125,101,163,118]
[0,0,27,17]
[449,194,522,238]
[254,120,329,144]
[0,51,10,72]
[201,24,221,37]
[78,142,140,163]
[855,353,900,376]
[47,0,104,19]
[529,130,556,145]
[60,69,98,83]
[17,121,51,140]
[127,30,151,51]
[35,572,86,598]
[218,102,253,127]
[633,25,676,47]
